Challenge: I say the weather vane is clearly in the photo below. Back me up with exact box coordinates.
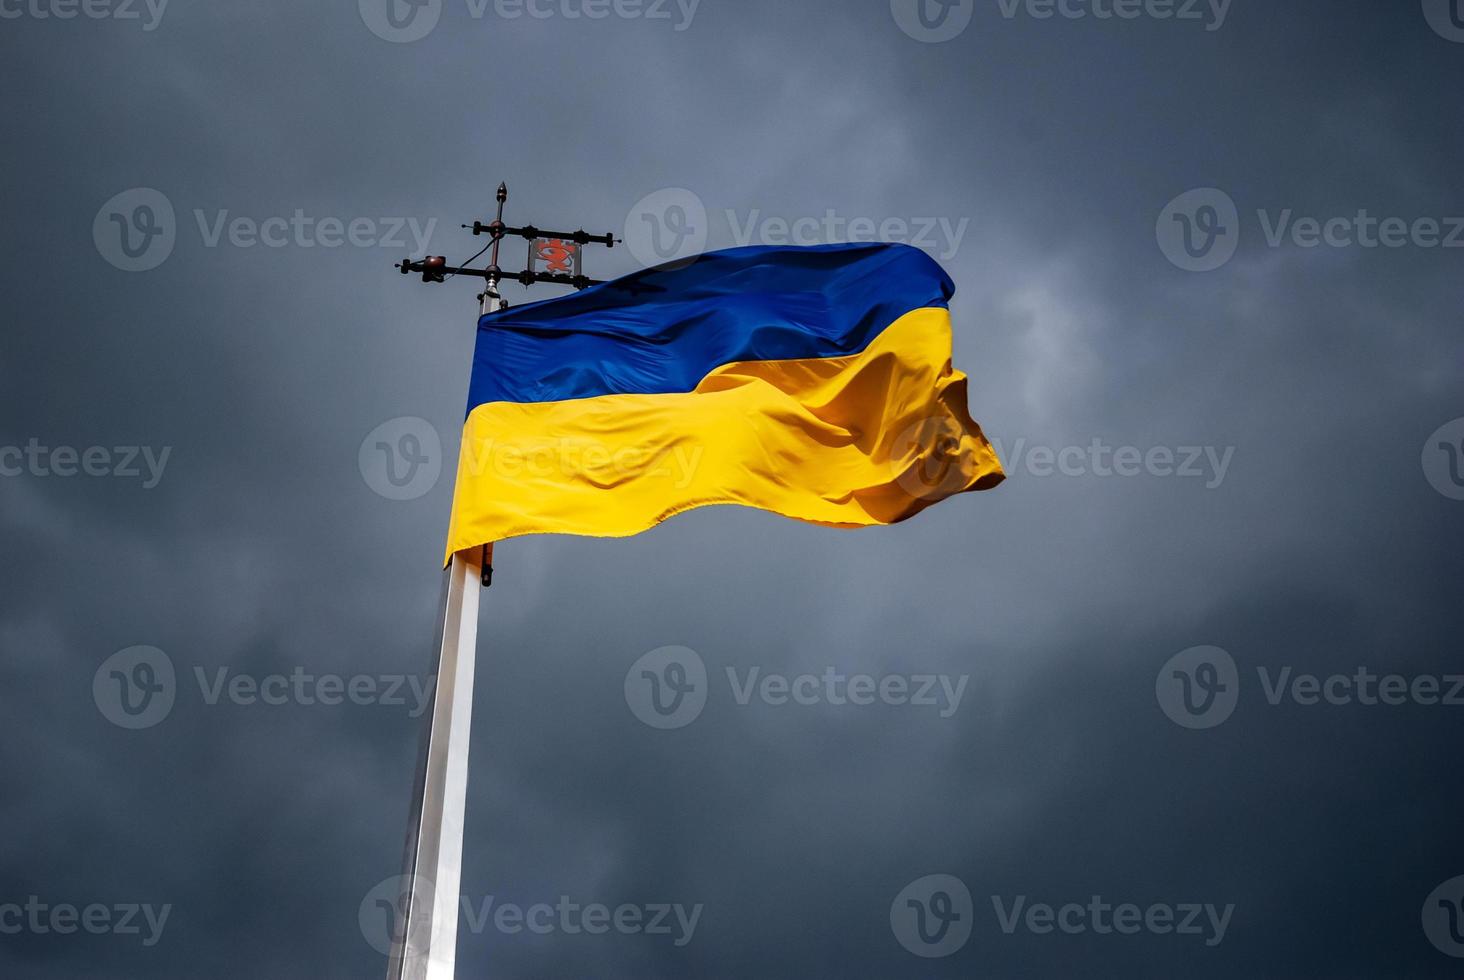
[395,182,619,301]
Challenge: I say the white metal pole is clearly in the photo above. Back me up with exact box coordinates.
[388,283,504,980]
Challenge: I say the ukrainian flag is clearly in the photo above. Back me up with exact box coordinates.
[444,242,1004,561]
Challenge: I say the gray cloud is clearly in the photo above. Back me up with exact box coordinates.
[1,1,1462,977]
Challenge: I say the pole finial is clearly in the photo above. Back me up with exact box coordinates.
[497,182,508,202]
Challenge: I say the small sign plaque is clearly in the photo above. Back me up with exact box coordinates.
[528,238,582,278]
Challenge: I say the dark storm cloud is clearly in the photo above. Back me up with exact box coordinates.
[2,1,1462,977]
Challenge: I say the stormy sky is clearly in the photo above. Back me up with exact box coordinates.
[2,0,1463,977]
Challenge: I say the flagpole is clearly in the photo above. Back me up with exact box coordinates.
[386,183,614,980]
[387,545,481,980]
[387,212,507,980]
